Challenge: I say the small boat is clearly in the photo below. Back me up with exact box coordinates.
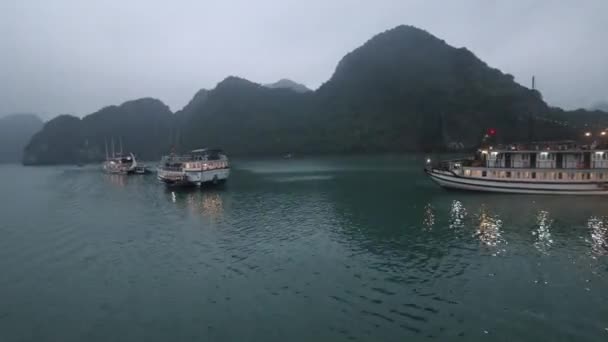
[102,152,138,174]
[134,165,151,174]
[157,148,230,186]
[425,138,608,195]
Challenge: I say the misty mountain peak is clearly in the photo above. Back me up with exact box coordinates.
[0,113,43,125]
[264,79,311,93]
[186,89,210,108]
[216,76,259,90]
[119,97,171,112]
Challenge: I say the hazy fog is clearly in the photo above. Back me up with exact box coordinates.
[1,0,607,118]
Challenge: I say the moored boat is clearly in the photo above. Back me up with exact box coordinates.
[102,152,138,174]
[157,148,230,186]
[134,165,151,174]
[426,137,608,195]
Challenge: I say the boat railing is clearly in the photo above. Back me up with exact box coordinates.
[159,166,184,172]
[161,155,227,163]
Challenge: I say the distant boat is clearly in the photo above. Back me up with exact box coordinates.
[134,165,151,174]
[101,137,149,175]
[283,153,293,159]
[102,152,138,174]
[157,148,230,186]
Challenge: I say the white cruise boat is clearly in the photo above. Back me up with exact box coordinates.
[425,139,608,195]
[157,148,230,186]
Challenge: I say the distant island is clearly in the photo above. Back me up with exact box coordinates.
[0,114,43,163]
[20,25,608,165]
[590,101,608,112]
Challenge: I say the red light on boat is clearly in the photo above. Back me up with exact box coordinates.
[487,128,497,136]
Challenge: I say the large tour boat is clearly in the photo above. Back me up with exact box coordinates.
[425,136,608,195]
[157,148,230,186]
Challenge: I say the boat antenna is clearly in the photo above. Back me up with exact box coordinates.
[174,123,181,154]
[111,137,115,158]
[104,139,109,160]
[528,75,536,143]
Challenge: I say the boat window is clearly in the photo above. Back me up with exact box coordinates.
[464,169,471,177]
[586,173,591,180]
[506,171,511,178]
[482,171,487,177]
[599,173,604,180]
[569,173,575,180]
[558,172,562,179]
[531,172,536,179]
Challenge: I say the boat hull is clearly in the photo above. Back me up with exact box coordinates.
[426,169,608,195]
[158,168,230,187]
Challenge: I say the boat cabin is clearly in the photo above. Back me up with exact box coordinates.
[161,149,229,171]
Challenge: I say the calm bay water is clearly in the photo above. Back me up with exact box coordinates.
[0,155,607,341]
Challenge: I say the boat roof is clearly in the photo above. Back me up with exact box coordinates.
[190,148,224,154]
[481,140,608,153]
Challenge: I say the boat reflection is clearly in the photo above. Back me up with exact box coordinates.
[103,173,127,187]
[473,205,506,255]
[422,203,435,230]
[168,189,225,219]
[533,210,553,254]
[587,216,607,257]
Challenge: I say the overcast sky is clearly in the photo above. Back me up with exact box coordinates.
[1,0,607,118]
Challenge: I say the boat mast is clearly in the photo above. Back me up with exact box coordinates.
[119,137,123,155]
[111,137,115,158]
[104,139,109,160]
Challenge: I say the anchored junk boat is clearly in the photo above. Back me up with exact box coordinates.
[101,138,150,175]
[157,148,230,186]
[102,152,139,174]
[425,133,608,195]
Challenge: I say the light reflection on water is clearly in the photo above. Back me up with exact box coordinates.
[473,205,506,255]
[169,189,225,219]
[587,216,608,257]
[448,200,467,230]
[533,210,554,254]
